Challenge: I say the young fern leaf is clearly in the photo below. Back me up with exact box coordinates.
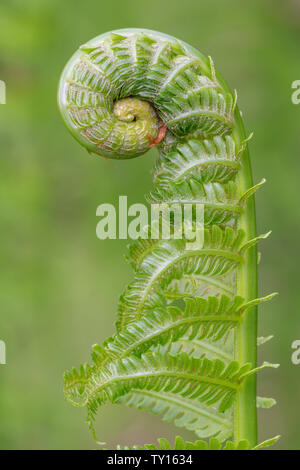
[167,335,234,363]
[64,291,275,404]
[58,28,278,449]
[117,435,280,451]
[117,227,269,330]
[116,390,233,441]
[154,135,243,186]
[83,352,251,434]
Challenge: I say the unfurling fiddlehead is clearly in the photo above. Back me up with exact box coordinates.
[58,29,279,450]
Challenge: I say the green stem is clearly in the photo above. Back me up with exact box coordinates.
[233,113,258,447]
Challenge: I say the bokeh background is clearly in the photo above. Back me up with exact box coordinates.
[0,0,299,450]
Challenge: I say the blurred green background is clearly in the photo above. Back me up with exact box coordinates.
[0,0,299,450]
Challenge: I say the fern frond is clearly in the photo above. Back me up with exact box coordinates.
[126,234,160,271]
[117,434,280,450]
[117,226,268,330]
[163,87,235,137]
[116,436,250,450]
[117,389,233,441]
[64,363,92,406]
[148,179,242,226]
[65,301,240,407]
[83,353,251,431]
[154,135,242,186]
[164,271,236,299]
[166,334,234,363]
[94,295,254,366]
[117,435,234,450]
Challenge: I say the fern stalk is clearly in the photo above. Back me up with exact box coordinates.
[58,28,278,449]
[233,114,258,446]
